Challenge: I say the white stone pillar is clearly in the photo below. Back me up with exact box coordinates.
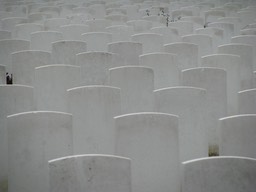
[219,114,256,158]
[115,112,180,192]
[109,66,154,114]
[0,85,34,192]
[49,155,131,192]
[35,64,81,112]
[8,111,73,192]
[154,86,208,162]
[182,156,256,192]
[68,86,121,154]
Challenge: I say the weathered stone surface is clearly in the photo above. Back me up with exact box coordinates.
[49,155,131,192]
[109,66,154,114]
[0,85,34,192]
[219,114,256,158]
[154,86,208,162]
[12,50,51,86]
[115,112,180,192]
[8,111,73,192]
[68,86,121,154]
[182,156,256,192]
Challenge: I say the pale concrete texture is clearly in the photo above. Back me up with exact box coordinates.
[30,31,63,52]
[139,52,180,89]
[0,85,34,192]
[59,24,89,41]
[68,86,121,154]
[168,21,193,36]
[182,34,213,63]
[201,54,241,115]
[0,39,30,73]
[115,113,180,192]
[85,19,112,32]
[154,87,208,162]
[51,40,87,65]
[28,13,52,24]
[11,50,51,86]
[219,114,256,158]
[164,42,199,70]
[76,51,117,85]
[131,33,163,54]
[1,17,27,35]
[14,23,43,41]
[105,25,134,42]
[238,88,256,114]
[89,4,106,19]
[49,155,131,192]
[105,14,128,26]
[35,65,81,112]
[218,44,254,90]
[231,35,256,71]
[127,20,153,33]
[196,27,224,53]
[208,22,235,43]
[0,65,5,84]
[8,111,73,192]
[240,28,256,35]
[182,67,227,147]
[109,66,154,114]
[150,26,181,44]
[0,30,11,40]
[108,41,142,66]
[182,156,256,192]
[44,18,70,31]
[81,32,112,52]
[204,10,226,24]
[180,16,204,30]
[218,17,242,35]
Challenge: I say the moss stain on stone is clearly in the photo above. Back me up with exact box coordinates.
[0,179,8,192]
[209,144,219,157]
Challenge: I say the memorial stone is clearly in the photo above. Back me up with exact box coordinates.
[164,42,199,70]
[59,24,89,41]
[150,26,181,44]
[105,25,134,42]
[108,41,142,66]
[35,65,81,112]
[0,30,11,40]
[51,40,87,65]
[44,18,70,31]
[131,33,163,54]
[115,113,180,192]
[182,67,227,149]
[0,39,30,73]
[139,52,180,89]
[218,43,254,90]
[219,114,256,158]
[238,88,256,114]
[76,51,118,85]
[182,34,213,64]
[49,155,131,192]
[11,50,51,86]
[109,66,154,114]
[0,85,34,192]
[68,86,121,154]
[154,86,208,162]
[14,23,43,41]
[30,31,63,52]
[8,111,73,192]
[201,54,241,115]
[0,65,5,84]
[182,157,256,192]
[81,32,112,52]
